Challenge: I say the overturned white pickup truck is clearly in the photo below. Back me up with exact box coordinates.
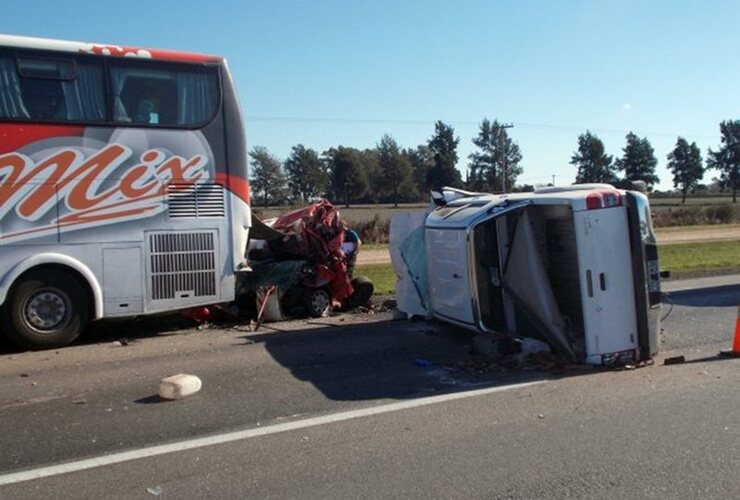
[391,184,661,365]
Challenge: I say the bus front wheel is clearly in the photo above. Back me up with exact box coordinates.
[1,270,89,350]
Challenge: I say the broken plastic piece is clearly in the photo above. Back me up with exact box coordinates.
[147,486,163,496]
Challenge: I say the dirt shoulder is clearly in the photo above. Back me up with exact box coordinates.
[655,224,740,244]
[357,225,740,266]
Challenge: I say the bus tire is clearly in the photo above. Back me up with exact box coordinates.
[1,270,89,350]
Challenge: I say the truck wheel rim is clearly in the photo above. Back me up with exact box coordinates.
[24,290,68,331]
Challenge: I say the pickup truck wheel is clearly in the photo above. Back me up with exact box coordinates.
[1,270,88,350]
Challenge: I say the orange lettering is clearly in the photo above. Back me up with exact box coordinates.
[13,150,79,219]
[120,165,161,199]
[65,145,128,211]
[0,154,28,208]
[156,155,205,184]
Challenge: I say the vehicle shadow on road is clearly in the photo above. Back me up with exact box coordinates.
[241,318,597,402]
[0,314,197,355]
[665,284,740,308]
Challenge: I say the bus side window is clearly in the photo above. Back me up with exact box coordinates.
[0,55,105,122]
[110,65,218,127]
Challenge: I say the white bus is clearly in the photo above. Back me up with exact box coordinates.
[0,35,252,349]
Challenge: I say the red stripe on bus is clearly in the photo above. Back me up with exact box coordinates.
[0,125,85,154]
[215,173,250,204]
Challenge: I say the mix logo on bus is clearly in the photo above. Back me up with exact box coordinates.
[0,127,215,242]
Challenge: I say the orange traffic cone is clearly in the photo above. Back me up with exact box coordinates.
[720,305,740,358]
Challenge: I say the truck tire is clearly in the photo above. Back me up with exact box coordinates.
[1,270,89,350]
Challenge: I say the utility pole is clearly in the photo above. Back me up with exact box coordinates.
[552,174,556,186]
[495,123,514,193]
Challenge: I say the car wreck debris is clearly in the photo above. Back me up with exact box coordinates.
[238,200,374,324]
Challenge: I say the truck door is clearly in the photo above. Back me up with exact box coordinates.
[426,227,475,325]
[574,207,639,363]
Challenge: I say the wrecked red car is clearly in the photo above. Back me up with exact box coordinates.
[239,200,374,320]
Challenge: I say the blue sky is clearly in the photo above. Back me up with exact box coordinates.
[2,0,738,189]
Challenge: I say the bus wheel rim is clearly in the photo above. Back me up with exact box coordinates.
[24,290,68,331]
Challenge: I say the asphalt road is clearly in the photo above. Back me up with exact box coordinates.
[0,275,738,498]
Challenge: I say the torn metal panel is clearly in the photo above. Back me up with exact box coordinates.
[501,210,577,362]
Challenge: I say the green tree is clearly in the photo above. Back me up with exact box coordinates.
[249,146,287,208]
[426,121,462,189]
[616,132,659,190]
[360,148,382,203]
[467,119,523,192]
[667,137,704,203]
[376,134,415,207]
[323,146,370,207]
[707,119,740,203]
[284,145,328,201]
[404,145,434,196]
[571,131,617,183]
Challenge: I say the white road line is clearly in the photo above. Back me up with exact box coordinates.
[0,380,544,486]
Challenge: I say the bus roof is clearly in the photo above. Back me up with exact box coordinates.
[0,34,222,64]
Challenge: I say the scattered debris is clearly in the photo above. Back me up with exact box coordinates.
[158,374,203,400]
[146,486,163,496]
[181,306,213,325]
[19,373,30,378]
[72,399,87,405]
[664,355,686,366]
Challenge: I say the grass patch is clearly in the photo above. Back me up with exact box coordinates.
[659,240,740,272]
[355,263,397,295]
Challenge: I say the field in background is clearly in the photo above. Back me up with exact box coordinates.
[649,196,735,206]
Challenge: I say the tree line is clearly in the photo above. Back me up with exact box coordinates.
[250,119,739,207]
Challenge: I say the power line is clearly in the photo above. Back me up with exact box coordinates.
[245,115,720,141]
